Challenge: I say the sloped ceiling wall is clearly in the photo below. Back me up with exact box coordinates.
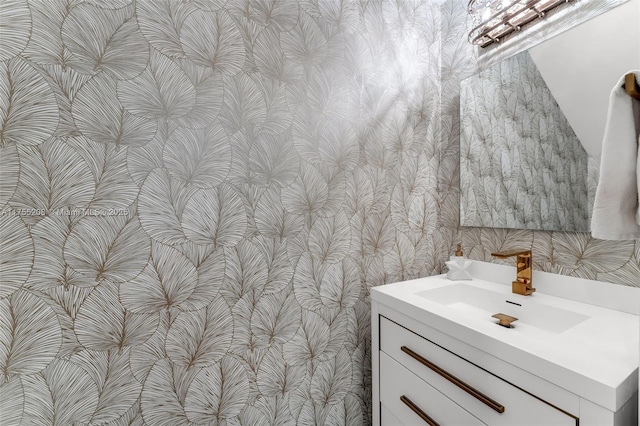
[529,0,640,158]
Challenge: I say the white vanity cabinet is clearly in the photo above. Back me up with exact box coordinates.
[371,264,639,426]
[376,315,577,425]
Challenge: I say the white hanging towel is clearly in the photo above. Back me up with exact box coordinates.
[591,71,640,240]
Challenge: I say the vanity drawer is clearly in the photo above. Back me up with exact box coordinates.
[380,351,486,425]
[380,316,578,426]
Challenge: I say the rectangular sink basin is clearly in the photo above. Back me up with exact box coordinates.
[415,283,590,334]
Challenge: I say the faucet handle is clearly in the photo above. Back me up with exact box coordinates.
[492,313,518,328]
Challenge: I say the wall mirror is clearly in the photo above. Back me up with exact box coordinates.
[459,0,639,232]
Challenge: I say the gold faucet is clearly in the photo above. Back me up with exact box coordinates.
[490,250,536,296]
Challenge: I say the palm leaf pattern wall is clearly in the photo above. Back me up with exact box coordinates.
[0,0,638,425]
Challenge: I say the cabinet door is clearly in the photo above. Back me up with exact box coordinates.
[380,317,578,426]
[380,352,486,426]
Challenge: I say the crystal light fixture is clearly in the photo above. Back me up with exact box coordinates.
[468,0,576,47]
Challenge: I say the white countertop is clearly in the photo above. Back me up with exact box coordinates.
[371,264,639,411]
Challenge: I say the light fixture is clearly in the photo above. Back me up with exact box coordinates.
[468,0,576,47]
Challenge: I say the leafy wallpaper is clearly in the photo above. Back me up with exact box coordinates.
[0,0,444,424]
[460,51,592,232]
[0,0,638,425]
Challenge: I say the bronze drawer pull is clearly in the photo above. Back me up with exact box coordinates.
[400,395,440,426]
[401,345,505,414]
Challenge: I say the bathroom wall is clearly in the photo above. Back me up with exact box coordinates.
[0,0,444,424]
[441,0,640,286]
